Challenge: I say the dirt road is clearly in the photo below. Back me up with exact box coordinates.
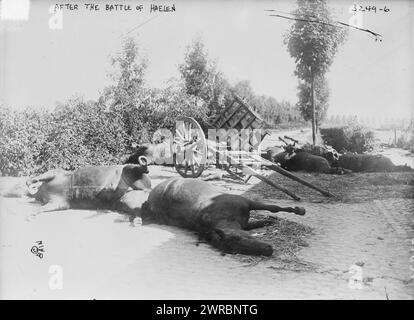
[0,166,413,299]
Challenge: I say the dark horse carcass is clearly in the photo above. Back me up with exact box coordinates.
[266,138,346,174]
[141,177,306,256]
[335,153,413,172]
[272,150,347,174]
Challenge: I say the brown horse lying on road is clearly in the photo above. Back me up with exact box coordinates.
[141,177,306,256]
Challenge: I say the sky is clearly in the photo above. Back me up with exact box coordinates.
[0,0,413,120]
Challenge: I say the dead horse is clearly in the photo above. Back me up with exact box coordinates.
[141,177,306,256]
[26,161,150,221]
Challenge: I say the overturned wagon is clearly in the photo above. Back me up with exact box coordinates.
[172,94,268,178]
[171,93,334,200]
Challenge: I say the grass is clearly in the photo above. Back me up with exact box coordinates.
[249,171,414,203]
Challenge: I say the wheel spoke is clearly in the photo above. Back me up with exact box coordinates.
[173,138,185,146]
[193,156,200,165]
[174,117,206,178]
[176,129,185,141]
[196,140,206,150]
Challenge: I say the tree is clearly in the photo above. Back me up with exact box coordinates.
[284,0,347,144]
[233,80,255,103]
[179,36,231,121]
[102,37,150,144]
[232,80,303,127]
[179,37,211,97]
[296,74,329,133]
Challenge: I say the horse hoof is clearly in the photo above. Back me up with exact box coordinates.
[294,207,306,215]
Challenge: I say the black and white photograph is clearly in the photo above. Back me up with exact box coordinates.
[0,0,413,301]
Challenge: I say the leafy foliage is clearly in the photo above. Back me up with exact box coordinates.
[101,38,149,144]
[296,75,329,126]
[233,80,304,127]
[133,82,210,134]
[396,122,414,152]
[1,36,307,176]
[283,0,347,136]
[0,106,50,176]
[283,0,347,81]
[179,37,232,121]
[0,38,214,176]
[320,123,376,153]
[0,99,128,176]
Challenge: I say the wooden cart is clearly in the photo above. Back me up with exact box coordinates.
[172,93,334,200]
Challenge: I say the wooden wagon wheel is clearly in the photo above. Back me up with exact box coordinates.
[173,117,207,178]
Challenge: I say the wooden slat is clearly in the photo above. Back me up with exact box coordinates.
[210,101,236,128]
[230,110,249,129]
[228,110,247,128]
[211,92,268,130]
[219,105,242,128]
[233,93,265,123]
[245,116,256,129]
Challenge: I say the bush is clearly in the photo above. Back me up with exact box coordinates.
[396,126,414,152]
[39,98,129,171]
[1,36,309,176]
[0,106,51,176]
[143,84,210,132]
[0,98,129,176]
[320,124,376,153]
[0,84,212,176]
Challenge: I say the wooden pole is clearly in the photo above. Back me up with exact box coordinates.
[251,173,301,201]
[218,149,302,201]
[267,163,336,198]
[240,165,301,201]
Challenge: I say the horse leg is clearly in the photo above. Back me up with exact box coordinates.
[207,225,273,256]
[113,190,150,226]
[244,219,275,230]
[249,200,305,216]
[26,201,70,221]
[26,171,56,186]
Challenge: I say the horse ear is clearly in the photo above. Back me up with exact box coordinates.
[138,155,148,166]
